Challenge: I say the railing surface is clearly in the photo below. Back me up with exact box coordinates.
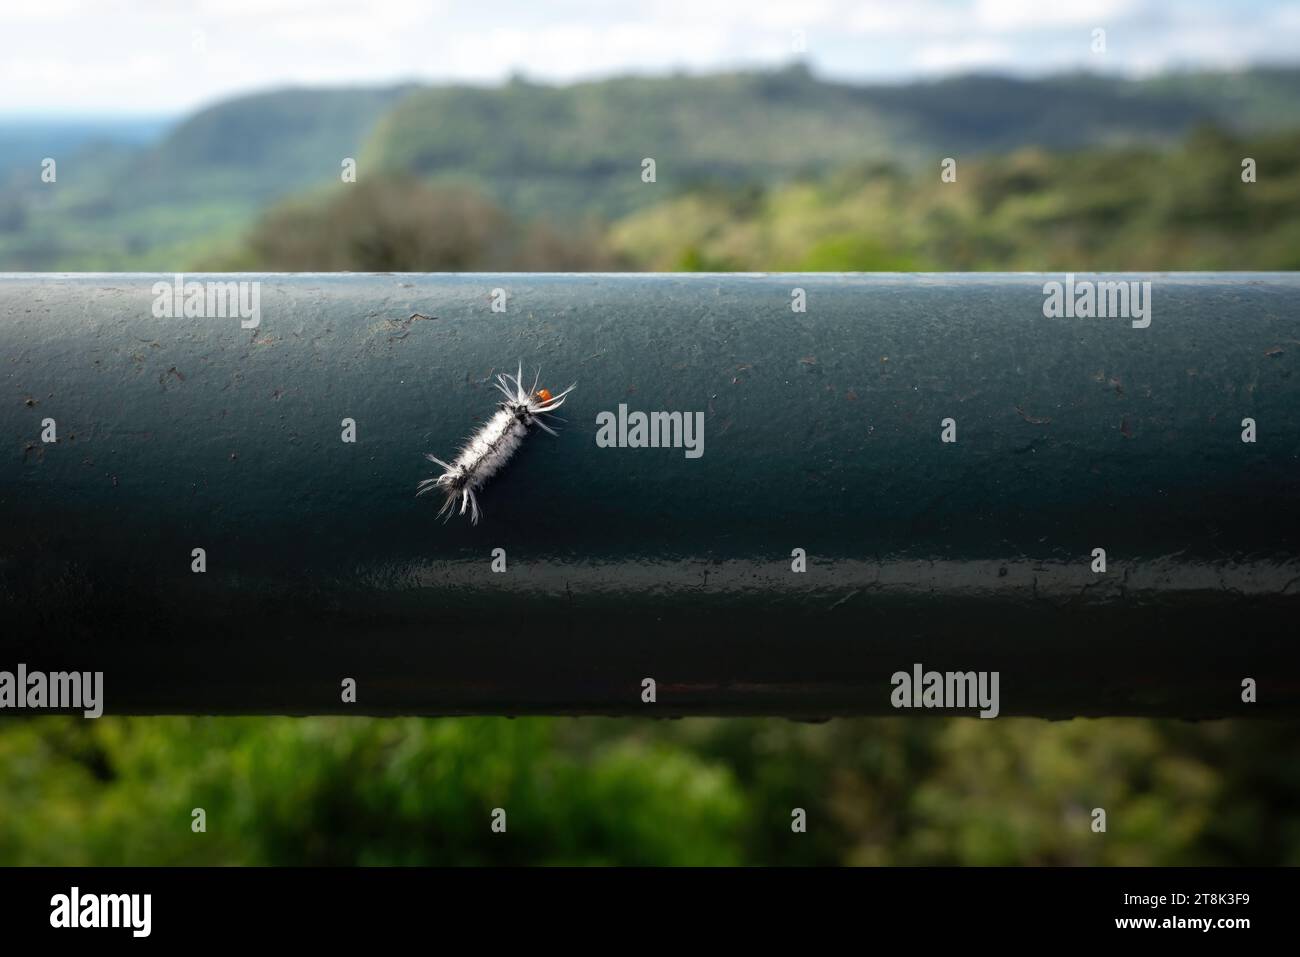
[2,273,1297,716]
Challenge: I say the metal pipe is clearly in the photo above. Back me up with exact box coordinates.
[2,272,1298,717]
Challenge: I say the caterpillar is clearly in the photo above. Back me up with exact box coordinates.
[417,364,576,524]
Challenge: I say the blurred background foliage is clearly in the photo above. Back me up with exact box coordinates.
[2,65,1299,865]
[2,716,1297,865]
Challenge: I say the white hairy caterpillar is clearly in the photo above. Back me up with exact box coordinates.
[417,364,576,524]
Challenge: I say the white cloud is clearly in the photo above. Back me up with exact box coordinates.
[915,39,1018,72]
[0,0,1296,115]
[846,3,965,35]
[973,0,1137,30]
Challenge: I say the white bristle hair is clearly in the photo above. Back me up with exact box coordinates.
[417,363,576,524]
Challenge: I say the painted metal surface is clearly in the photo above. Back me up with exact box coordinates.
[1,273,1297,716]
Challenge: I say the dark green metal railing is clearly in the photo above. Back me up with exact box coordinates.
[2,273,1297,717]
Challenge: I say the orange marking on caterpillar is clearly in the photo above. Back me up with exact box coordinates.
[417,365,576,524]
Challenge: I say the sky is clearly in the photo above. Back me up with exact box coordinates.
[3,0,1299,116]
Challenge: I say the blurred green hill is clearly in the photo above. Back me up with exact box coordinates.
[609,127,1300,271]
[361,64,1300,220]
[0,87,414,270]
[198,125,1300,273]
[4,65,1300,270]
